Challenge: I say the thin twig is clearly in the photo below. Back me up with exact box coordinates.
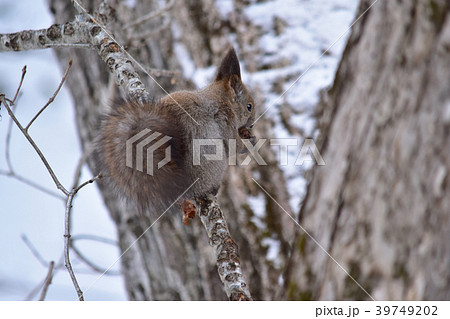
[0,169,65,200]
[24,281,45,301]
[4,66,26,173]
[0,95,70,196]
[145,68,181,78]
[64,193,84,300]
[39,261,55,301]
[70,233,120,275]
[71,234,117,246]
[70,242,121,276]
[70,142,96,190]
[71,0,85,14]
[1,68,65,200]
[124,0,174,29]
[64,174,101,301]
[74,174,101,192]
[128,17,171,41]
[26,60,72,131]
[23,255,65,301]
[21,234,50,268]
[2,66,103,301]
[1,69,70,195]
[44,43,92,49]
[11,66,27,103]
[5,101,16,173]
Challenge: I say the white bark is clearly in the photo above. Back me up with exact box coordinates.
[0,13,148,100]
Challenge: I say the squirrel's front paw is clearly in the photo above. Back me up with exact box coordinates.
[182,200,197,226]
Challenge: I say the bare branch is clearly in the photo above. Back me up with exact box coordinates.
[0,68,66,200]
[0,169,65,200]
[70,241,121,276]
[21,234,51,268]
[0,16,148,100]
[64,193,84,300]
[64,173,101,301]
[4,66,26,173]
[70,143,94,190]
[44,43,92,49]
[71,234,117,246]
[11,65,27,104]
[145,68,181,79]
[23,251,65,300]
[26,59,73,131]
[128,18,171,41]
[39,261,55,301]
[71,0,86,15]
[0,95,70,196]
[70,233,120,275]
[24,282,45,301]
[1,64,103,300]
[74,174,101,193]
[197,196,252,301]
[124,0,175,29]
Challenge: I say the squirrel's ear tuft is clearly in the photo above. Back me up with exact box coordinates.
[215,47,241,82]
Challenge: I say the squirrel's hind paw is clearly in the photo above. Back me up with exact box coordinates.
[182,200,197,226]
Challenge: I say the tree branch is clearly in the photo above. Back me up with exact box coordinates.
[21,234,52,268]
[197,196,252,301]
[124,0,174,29]
[39,261,55,301]
[0,15,148,100]
[0,66,67,200]
[26,59,72,130]
[0,95,70,196]
[64,174,101,301]
[1,65,102,300]
[70,237,121,276]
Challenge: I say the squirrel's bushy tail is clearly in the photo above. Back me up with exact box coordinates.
[96,100,190,217]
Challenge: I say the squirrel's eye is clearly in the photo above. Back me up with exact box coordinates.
[247,103,252,112]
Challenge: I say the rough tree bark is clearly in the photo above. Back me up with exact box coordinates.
[284,0,450,300]
[44,0,292,300]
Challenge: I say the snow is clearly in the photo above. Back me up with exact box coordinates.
[172,24,197,79]
[0,0,359,300]
[215,0,234,18]
[247,194,267,229]
[243,0,358,213]
[262,237,282,267]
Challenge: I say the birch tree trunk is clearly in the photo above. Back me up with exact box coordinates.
[47,0,292,300]
[284,0,450,300]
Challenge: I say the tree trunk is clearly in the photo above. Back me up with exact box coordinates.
[284,0,450,300]
[48,0,293,300]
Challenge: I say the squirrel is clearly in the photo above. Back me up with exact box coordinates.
[97,47,255,225]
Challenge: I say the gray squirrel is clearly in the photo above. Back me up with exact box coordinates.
[97,48,255,225]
